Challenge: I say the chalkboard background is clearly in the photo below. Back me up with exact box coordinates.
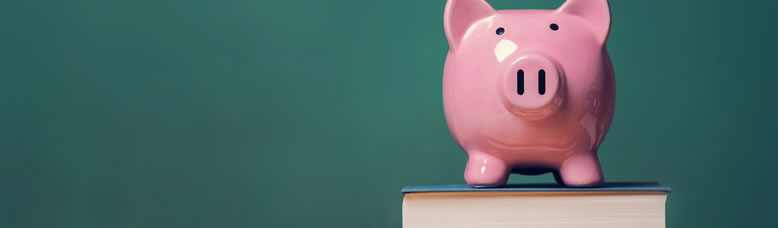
[2,0,777,227]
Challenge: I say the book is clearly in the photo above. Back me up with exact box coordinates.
[402,182,671,228]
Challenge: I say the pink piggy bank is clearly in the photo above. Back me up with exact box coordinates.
[443,0,615,187]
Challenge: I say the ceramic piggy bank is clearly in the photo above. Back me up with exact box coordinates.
[443,0,615,187]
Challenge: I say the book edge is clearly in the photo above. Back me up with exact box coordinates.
[401,183,672,194]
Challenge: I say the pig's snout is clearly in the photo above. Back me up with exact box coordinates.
[501,55,564,119]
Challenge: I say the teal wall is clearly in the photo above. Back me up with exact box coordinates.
[2,0,777,227]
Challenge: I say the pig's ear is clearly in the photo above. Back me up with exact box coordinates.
[444,0,496,52]
[557,0,611,44]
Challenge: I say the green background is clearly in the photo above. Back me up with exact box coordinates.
[2,0,777,227]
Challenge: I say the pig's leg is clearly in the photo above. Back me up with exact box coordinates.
[464,151,509,187]
[558,153,604,186]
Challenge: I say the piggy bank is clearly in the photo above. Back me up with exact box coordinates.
[443,0,615,187]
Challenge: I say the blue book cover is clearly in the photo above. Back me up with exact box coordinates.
[402,182,671,194]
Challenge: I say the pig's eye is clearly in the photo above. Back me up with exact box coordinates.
[550,23,559,31]
[496,27,505,35]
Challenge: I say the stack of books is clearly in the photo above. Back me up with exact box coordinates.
[402,182,671,228]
